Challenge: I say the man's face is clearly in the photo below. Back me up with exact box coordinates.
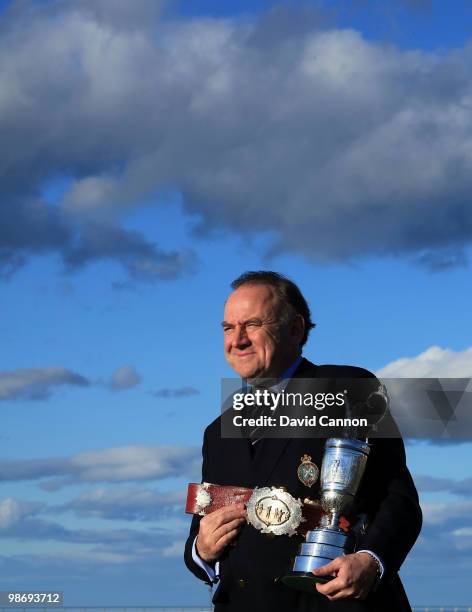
[222,283,302,380]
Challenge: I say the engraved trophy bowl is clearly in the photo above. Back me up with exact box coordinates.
[282,438,370,593]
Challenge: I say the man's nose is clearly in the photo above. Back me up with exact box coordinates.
[233,324,250,347]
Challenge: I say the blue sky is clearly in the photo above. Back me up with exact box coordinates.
[1,0,472,606]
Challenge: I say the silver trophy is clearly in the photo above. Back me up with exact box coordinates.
[282,383,388,593]
[282,438,370,592]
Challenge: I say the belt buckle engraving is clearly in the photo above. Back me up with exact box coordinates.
[246,487,303,536]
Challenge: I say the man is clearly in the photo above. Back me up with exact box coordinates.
[184,271,422,611]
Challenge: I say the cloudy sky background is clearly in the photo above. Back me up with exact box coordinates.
[1,0,472,606]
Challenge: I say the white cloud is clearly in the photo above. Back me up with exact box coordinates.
[452,527,472,537]
[2,4,472,279]
[46,549,136,565]
[0,368,90,400]
[415,474,472,496]
[152,386,199,398]
[60,486,185,520]
[0,495,182,553]
[377,346,472,377]
[0,445,200,488]
[110,365,141,390]
[161,540,185,558]
[0,498,43,528]
[69,445,197,482]
[421,500,472,525]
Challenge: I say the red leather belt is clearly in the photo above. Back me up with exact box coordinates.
[186,482,350,537]
[186,482,253,513]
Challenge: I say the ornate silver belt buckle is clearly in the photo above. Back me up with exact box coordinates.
[246,487,304,537]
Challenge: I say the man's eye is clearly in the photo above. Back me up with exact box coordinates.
[246,321,262,328]
[223,327,233,333]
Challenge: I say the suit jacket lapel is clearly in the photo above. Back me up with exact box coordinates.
[251,437,291,486]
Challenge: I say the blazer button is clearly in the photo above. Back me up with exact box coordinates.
[238,578,246,588]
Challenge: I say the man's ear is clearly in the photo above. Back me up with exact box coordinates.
[292,314,305,345]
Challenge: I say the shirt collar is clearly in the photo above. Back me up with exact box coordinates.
[242,354,303,393]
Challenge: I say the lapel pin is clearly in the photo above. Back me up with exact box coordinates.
[297,454,319,488]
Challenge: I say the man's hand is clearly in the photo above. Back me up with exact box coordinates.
[313,552,379,601]
[196,503,246,563]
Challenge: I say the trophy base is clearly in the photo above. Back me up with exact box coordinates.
[283,527,347,593]
[282,571,332,592]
